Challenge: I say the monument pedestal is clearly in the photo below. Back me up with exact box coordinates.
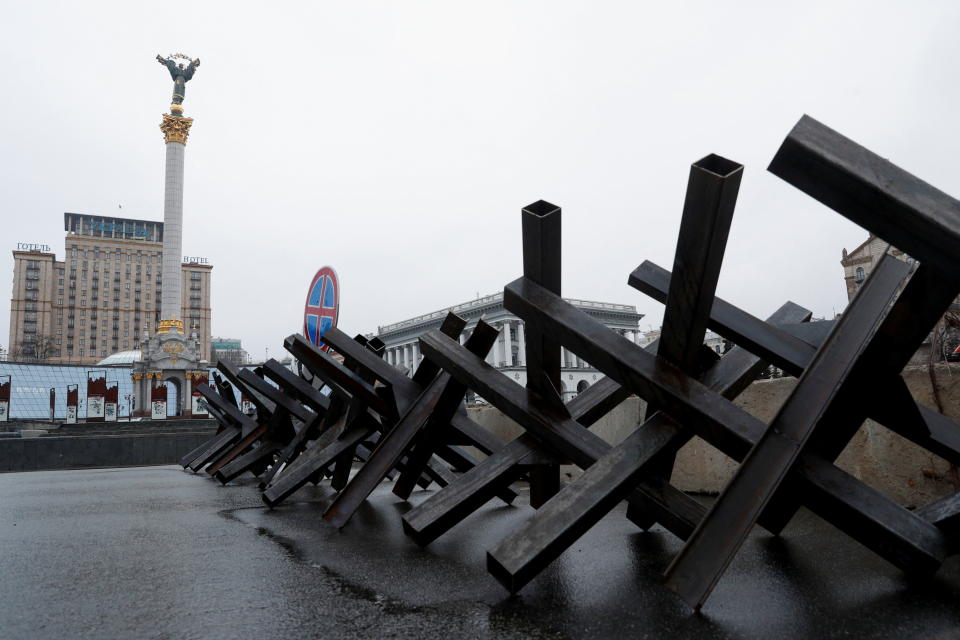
[133,323,207,418]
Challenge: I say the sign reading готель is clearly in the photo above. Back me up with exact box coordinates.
[16,243,51,252]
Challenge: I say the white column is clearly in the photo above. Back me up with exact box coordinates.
[412,341,420,367]
[503,322,513,366]
[160,140,185,323]
[570,352,578,368]
[517,322,526,366]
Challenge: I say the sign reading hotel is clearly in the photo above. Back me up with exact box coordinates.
[183,256,209,264]
[16,242,51,252]
[303,266,340,352]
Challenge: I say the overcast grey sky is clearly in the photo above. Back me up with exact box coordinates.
[3,1,959,360]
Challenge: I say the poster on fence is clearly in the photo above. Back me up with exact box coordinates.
[189,373,208,418]
[151,383,167,420]
[104,380,118,423]
[87,395,104,420]
[66,384,78,424]
[86,370,106,422]
[191,391,207,416]
[0,375,10,423]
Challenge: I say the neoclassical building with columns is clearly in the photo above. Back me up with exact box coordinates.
[375,292,643,402]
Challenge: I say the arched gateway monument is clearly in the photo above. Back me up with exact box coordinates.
[132,53,208,417]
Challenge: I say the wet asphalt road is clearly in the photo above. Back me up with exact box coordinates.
[1,465,958,639]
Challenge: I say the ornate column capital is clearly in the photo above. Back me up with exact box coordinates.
[158,318,185,334]
[160,113,194,144]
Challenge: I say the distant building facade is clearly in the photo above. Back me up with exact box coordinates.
[210,337,249,367]
[840,234,915,302]
[840,234,960,361]
[841,233,959,310]
[376,292,644,402]
[8,213,212,365]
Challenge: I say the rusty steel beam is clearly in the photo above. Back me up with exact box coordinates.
[503,275,947,593]
[237,368,316,425]
[657,154,743,370]
[261,359,331,413]
[637,154,743,528]
[202,370,299,477]
[389,323,502,500]
[647,256,916,607]
[264,327,461,506]
[212,372,239,408]
[286,334,394,416]
[485,302,806,594]
[324,321,501,528]
[520,200,565,507]
[179,394,236,467]
[214,438,285,484]
[182,383,260,471]
[217,361,276,422]
[768,115,960,280]
[414,333,706,544]
[632,260,960,469]
[262,420,378,508]
[917,491,960,550]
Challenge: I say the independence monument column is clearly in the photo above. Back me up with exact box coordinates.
[157,53,199,334]
[132,53,205,417]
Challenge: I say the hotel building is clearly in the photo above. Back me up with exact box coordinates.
[8,213,212,365]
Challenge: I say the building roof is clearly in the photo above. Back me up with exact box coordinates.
[377,291,642,338]
[64,212,164,243]
[97,350,142,365]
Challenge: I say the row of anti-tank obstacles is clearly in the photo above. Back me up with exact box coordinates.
[181,115,960,611]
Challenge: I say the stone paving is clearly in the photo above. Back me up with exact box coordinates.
[1,465,958,639]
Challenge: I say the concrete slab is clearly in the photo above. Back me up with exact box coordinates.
[0,466,957,639]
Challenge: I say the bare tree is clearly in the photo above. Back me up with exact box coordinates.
[19,335,56,362]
